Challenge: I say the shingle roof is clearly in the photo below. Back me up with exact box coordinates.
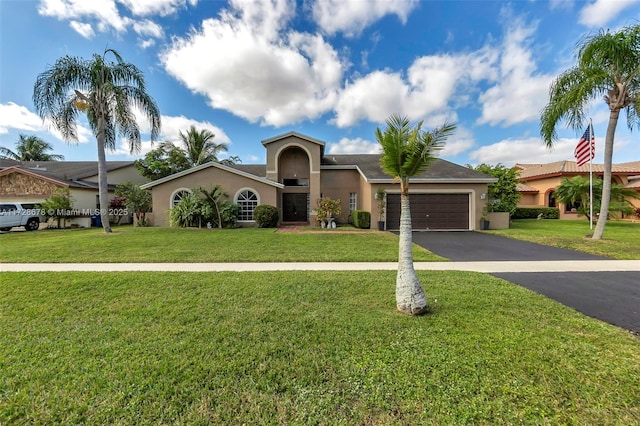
[516,160,640,180]
[0,160,134,189]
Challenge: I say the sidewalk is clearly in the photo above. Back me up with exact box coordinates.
[2,260,639,272]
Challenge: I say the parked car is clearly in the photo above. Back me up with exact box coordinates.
[0,202,42,232]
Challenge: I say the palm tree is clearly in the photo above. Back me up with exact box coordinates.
[540,24,640,240]
[0,134,64,161]
[33,48,161,233]
[376,114,456,316]
[179,125,228,166]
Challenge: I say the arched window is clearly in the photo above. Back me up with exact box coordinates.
[547,190,556,208]
[236,189,259,221]
[171,189,191,207]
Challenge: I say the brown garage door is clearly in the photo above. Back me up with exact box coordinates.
[386,193,469,230]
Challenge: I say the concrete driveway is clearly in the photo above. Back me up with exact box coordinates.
[410,231,640,334]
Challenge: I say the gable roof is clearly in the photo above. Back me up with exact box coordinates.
[516,160,640,180]
[322,154,496,183]
[140,161,284,189]
[0,159,135,189]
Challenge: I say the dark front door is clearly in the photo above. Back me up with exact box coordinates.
[282,193,308,222]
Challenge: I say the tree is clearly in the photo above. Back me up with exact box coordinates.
[376,114,456,316]
[179,125,228,166]
[39,187,73,228]
[33,48,161,233]
[555,176,640,221]
[114,182,152,226]
[540,24,640,240]
[194,185,227,229]
[0,134,64,161]
[135,142,191,181]
[468,163,521,213]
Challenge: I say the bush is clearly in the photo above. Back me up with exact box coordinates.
[352,210,370,229]
[512,207,559,219]
[254,204,279,228]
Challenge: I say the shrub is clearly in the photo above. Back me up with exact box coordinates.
[254,204,279,228]
[219,202,240,228]
[512,207,560,219]
[352,210,370,229]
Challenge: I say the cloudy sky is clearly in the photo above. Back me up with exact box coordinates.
[0,0,638,167]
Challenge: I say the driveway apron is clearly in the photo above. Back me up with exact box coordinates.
[409,231,640,334]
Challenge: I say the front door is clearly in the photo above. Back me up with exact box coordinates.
[282,193,308,222]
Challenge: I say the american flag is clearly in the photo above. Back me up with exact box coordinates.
[575,123,595,167]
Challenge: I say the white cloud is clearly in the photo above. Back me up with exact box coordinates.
[0,102,91,144]
[132,19,164,38]
[119,0,198,17]
[38,0,130,34]
[327,137,381,154]
[332,46,496,128]
[69,20,95,38]
[440,127,475,157]
[161,0,344,126]
[311,0,418,37]
[578,0,640,28]
[469,137,578,166]
[477,17,553,127]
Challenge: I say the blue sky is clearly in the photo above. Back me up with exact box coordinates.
[1,0,638,167]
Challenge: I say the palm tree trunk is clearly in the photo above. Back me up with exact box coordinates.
[96,117,112,233]
[592,110,619,240]
[396,192,427,315]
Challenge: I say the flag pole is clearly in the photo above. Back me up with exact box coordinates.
[589,119,593,231]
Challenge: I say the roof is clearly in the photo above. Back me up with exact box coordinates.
[261,132,326,156]
[516,160,640,180]
[322,154,496,183]
[140,161,284,189]
[516,183,539,193]
[0,159,135,190]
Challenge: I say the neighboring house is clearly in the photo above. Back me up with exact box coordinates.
[141,132,496,230]
[0,159,145,227]
[516,160,640,219]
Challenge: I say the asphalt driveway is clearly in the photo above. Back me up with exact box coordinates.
[410,231,640,334]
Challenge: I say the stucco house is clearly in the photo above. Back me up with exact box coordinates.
[0,159,145,227]
[516,160,640,219]
[141,132,496,230]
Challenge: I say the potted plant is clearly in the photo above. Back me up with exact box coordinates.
[316,197,341,228]
[375,187,386,231]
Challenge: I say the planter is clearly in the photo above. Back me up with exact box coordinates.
[377,221,385,231]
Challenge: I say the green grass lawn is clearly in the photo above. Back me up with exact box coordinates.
[487,219,640,260]
[2,271,639,424]
[0,226,442,263]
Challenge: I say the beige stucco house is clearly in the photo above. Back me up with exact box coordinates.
[0,159,145,227]
[516,160,640,219]
[141,132,496,230]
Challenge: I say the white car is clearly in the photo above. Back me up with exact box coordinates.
[0,202,42,232]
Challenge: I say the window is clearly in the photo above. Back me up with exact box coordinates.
[171,189,190,207]
[237,189,258,221]
[349,192,357,211]
[565,200,581,213]
[547,190,556,208]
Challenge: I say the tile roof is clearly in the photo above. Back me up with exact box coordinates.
[516,160,640,180]
[516,183,539,193]
[322,154,495,182]
[0,160,134,189]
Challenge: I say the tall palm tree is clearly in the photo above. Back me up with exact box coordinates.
[376,114,456,316]
[0,134,64,161]
[33,48,161,233]
[541,24,640,240]
[179,125,228,166]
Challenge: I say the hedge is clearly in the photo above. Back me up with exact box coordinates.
[352,210,370,229]
[512,207,560,219]
[253,204,279,228]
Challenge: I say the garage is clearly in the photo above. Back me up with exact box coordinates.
[386,193,470,230]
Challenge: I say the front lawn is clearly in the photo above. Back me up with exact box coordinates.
[1,271,638,424]
[488,219,640,260]
[0,226,442,263]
